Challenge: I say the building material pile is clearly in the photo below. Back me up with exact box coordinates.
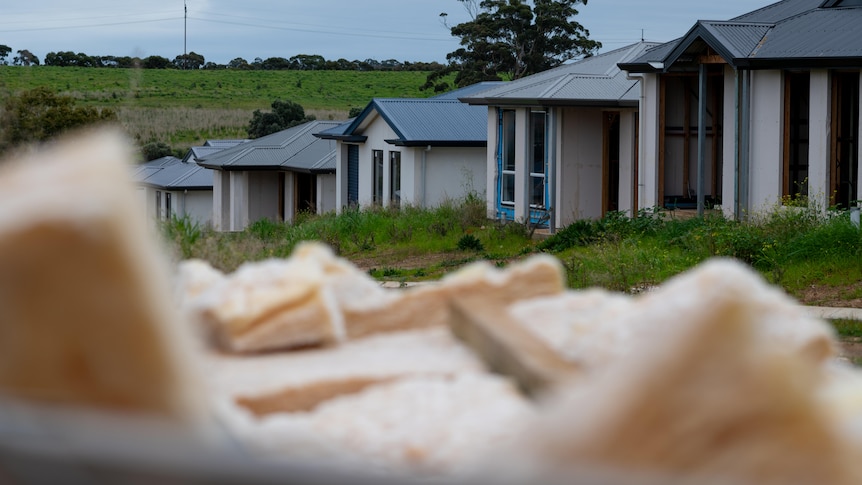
[1,129,862,484]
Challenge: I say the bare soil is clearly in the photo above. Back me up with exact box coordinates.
[839,338,862,362]
[794,282,862,308]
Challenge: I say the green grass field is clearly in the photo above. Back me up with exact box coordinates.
[0,66,438,152]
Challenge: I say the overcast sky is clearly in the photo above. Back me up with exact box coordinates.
[1,1,774,65]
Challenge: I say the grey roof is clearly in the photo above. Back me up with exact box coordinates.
[317,86,493,147]
[621,0,862,72]
[204,139,249,148]
[460,42,660,107]
[430,82,505,100]
[733,0,823,22]
[134,157,213,191]
[197,120,341,172]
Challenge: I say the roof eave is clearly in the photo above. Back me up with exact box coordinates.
[314,134,368,143]
[459,98,639,108]
[386,139,487,147]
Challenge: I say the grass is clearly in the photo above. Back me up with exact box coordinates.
[161,195,862,304]
[0,66,445,154]
[832,319,862,339]
[161,194,533,278]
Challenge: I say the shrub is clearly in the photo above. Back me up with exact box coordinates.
[457,233,485,252]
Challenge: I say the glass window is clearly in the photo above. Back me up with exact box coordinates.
[530,111,547,208]
[373,150,384,204]
[500,110,516,205]
[165,192,172,219]
[155,190,162,219]
[390,151,401,207]
[784,71,810,200]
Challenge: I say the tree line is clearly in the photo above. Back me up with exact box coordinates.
[0,45,444,72]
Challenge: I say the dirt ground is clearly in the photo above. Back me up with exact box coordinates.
[794,281,862,308]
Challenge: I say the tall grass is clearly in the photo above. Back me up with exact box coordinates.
[541,203,862,292]
[165,194,531,276]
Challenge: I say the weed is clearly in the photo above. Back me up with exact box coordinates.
[161,214,202,259]
[831,319,862,338]
[456,234,485,252]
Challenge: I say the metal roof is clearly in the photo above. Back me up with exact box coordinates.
[204,139,249,148]
[324,90,492,147]
[752,8,862,60]
[732,0,823,22]
[430,82,505,100]
[460,42,659,107]
[620,0,862,72]
[196,120,341,172]
[134,158,213,190]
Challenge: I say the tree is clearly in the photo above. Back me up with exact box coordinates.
[141,141,175,161]
[228,57,251,70]
[0,45,10,65]
[143,55,171,69]
[425,0,601,90]
[0,87,117,153]
[173,51,205,69]
[247,99,314,139]
[13,49,40,66]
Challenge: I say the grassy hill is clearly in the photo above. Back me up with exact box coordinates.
[0,66,439,154]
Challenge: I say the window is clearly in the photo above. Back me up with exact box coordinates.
[783,71,810,200]
[530,111,547,208]
[155,190,162,219]
[390,151,401,207]
[165,192,172,220]
[500,110,516,205]
[373,149,384,204]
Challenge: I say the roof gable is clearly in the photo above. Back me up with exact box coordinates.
[621,0,862,72]
[332,89,491,147]
[460,42,659,107]
[197,120,341,172]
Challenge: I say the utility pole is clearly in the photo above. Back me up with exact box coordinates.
[184,0,188,69]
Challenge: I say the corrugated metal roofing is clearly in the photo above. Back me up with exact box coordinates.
[460,42,659,106]
[134,157,213,190]
[752,8,862,58]
[700,22,773,59]
[330,87,493,146]
[621,0,862,71]
[431,81,505,99]
[197,120,341,172]
[378,98,488,144]
[204,139,249,147]
[733,0,822,22]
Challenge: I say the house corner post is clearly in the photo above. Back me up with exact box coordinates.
[697,63,707,217]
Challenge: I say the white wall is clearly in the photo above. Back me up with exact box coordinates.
[721,65,738,218]
[808,70,832,212]
[212,170,230,230]
[229,171,247,231]
[485,108,498,219]
[618,110,637,216]
[317,173,337,214]
[181,190,213,227]
[748,70,784,213]
[558,107,604,224]
[422,147,487,207]
[640,73,662,210]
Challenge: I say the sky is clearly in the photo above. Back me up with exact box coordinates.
[1,1,776,65]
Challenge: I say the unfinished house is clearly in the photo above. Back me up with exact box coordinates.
[460,42,659,229]
[620,0,862,217]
